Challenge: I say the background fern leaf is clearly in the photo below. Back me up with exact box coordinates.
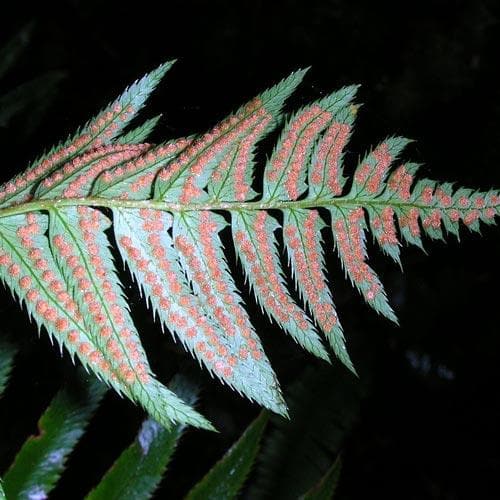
[0,61,174,207]
[86,374,199,500]
[299,455,342,500]
[185,411,269,500]
[247,365,359,500]
[2,369,106,500]
[232,210,329,361]
[0,340,16,398]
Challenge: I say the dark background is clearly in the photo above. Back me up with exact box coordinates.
[0,0,499,498]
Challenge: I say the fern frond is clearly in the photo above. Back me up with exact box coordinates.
[0,61,174,207]
[185,411,269,499]
[87,374,198,499]
[35,143,150,199]
[48,206,211,430]
[116,114,163,144]
[154,69,308,203]
[232,210,329,361]
[0,340,17,397]
[2,369,106,500]
[283,209,353,372]
[0,61,498,430]
[263,86,358,202]
[92,138,192,200]
[300,455,342,500]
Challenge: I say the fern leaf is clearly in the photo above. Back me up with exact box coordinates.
[173,210,286,413]
[0,61,173,207]
[116,114,162,144]
[114,207,285,413]
[0,214,103,369]
[248,365,359,500]
[350,136,411,197]
[330,207,397,322]
[154,69,309,203]
[0,340,17,397]
[206,111,273,202]
[262,86,358,202]
[299,455,342,500]
[0,21,34,80]
[282,209,353,372]
[92,138,192,200]
[35,143,150,199]
[86,374,197,500]
[48,206,212,430]
[185,411,269,500]
[232,210,329,361]
[0,62,498,429]
[384,162,424,248]
[2,370,106,500]
[307,105,357,200]
[0,213,163,403]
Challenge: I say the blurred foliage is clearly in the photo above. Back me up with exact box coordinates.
[0,352,348,498]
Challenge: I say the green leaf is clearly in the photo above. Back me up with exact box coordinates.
[185,412,269,500]
[0,480,5,500]
[0,71,66,129]
[49,206,212,430]
[262,86,358,202]
[173,210,286,413]
[2,370,106,500]
[0,60,174,207]
[154,69,308,202]
[232,210,329,361]
[0,340,17,397]
[86,374,197,500]
[282,209,354,373]
[0,21,34,80]
[300,455,342,500]
[248,366,359,500]
[116,115,163,144]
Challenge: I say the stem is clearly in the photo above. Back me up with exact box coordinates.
[0,196,433,219]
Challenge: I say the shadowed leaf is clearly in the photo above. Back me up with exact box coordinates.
[300,456,342,500]
[185,412,269,500]
[0,21,34,80]
[86,375,198,500]
[2,370,106,500]
[0,340,17,397]
[248,366,359,500]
